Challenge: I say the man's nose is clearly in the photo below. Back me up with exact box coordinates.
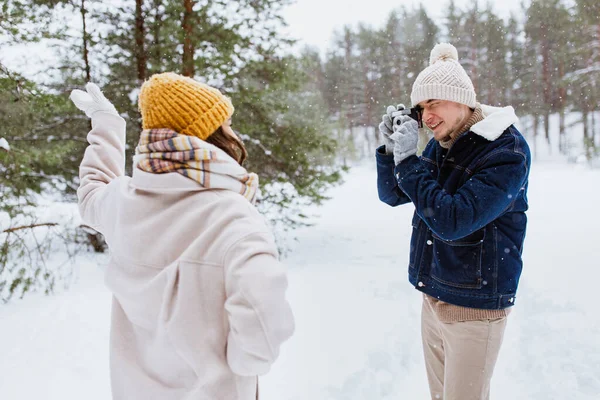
[422,110,432,123]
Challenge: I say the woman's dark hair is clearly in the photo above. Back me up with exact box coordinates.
[206,127,248,166]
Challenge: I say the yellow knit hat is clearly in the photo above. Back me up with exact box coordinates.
[138,72,234,140]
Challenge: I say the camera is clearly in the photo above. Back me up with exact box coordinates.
[392,106,423,129]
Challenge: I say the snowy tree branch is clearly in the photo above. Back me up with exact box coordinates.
[2,223,59,234]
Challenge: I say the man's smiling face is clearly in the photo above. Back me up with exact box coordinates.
[417,99,472,142]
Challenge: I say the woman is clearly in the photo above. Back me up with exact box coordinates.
[70,72,295,399]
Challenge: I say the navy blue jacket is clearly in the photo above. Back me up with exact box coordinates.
[376,105,531,309]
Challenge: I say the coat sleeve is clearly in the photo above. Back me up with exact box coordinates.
[375,145,411,207]
[223,231,295,377]
[395,150,529,241]
[77,112,126,232]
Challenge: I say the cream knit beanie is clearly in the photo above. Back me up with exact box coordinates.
[410,43,476,108]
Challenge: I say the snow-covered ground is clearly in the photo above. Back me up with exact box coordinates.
[1,155,599,399]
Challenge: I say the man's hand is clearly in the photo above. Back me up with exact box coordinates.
[70,82,118,119]
[391,118,419,165]
[379,104,408,154]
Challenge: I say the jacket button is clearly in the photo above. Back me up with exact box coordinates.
[418,281,425,287]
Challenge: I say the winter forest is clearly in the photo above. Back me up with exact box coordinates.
[1,0,600,399]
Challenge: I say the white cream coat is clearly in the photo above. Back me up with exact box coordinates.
[78,112,295,400]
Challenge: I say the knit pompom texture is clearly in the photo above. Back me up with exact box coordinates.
[410,42,476,108]
[138,72,234,140]
[429,43,459,65]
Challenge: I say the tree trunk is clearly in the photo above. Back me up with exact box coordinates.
[343,30,354,129]
[80,225,106,253]
[80,0,91,82]
[182,0,195,77]
[533,116,539,160]
[557,60,566,154]
[347,125,355,165]
[559,109,565,154]
[541,36,552,152]
[591,109,597,151]
[470,37,478,94]
[134,0,146,82]
[151,0,163,69]
[583,109,590,160]
[80,0,92,131]
[544,112,551,154]
[363,127,372,158]
[362,60,375,154]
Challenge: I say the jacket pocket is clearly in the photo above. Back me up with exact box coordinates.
[409,213,421,269]
[430,229,484,289]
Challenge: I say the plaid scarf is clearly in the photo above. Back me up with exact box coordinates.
[134,129,259,204]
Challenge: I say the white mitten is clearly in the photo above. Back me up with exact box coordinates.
[391,119,419,165]
[70,83,118,119]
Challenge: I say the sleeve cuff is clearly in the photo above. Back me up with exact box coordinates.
[393,155,421,180]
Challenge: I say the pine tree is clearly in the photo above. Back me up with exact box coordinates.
[572,0,600,157]
[444,0,463,42]
[549,2,574,153]
[400,5,439,95]
[355,24,381,150]
[93,0,340,230]
[377,11,406,105]
[0,0,60,43]
[505,13,526,110]
[0,0,89,208]
[478,5,509,106]
[525,0,571,150]
[230,54,340,233]
[458,1,483,95]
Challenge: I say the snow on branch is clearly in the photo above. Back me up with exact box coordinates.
[0,138,10,151]
[564,63,600,80]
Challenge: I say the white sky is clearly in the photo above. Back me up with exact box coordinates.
[2,0,527,81]
[281,0,526,54]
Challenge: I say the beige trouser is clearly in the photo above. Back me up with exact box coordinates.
[421,297,507,400]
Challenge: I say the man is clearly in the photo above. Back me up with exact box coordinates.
[376,43,530,400]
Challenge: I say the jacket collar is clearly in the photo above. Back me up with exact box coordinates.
[470,104,519,141]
